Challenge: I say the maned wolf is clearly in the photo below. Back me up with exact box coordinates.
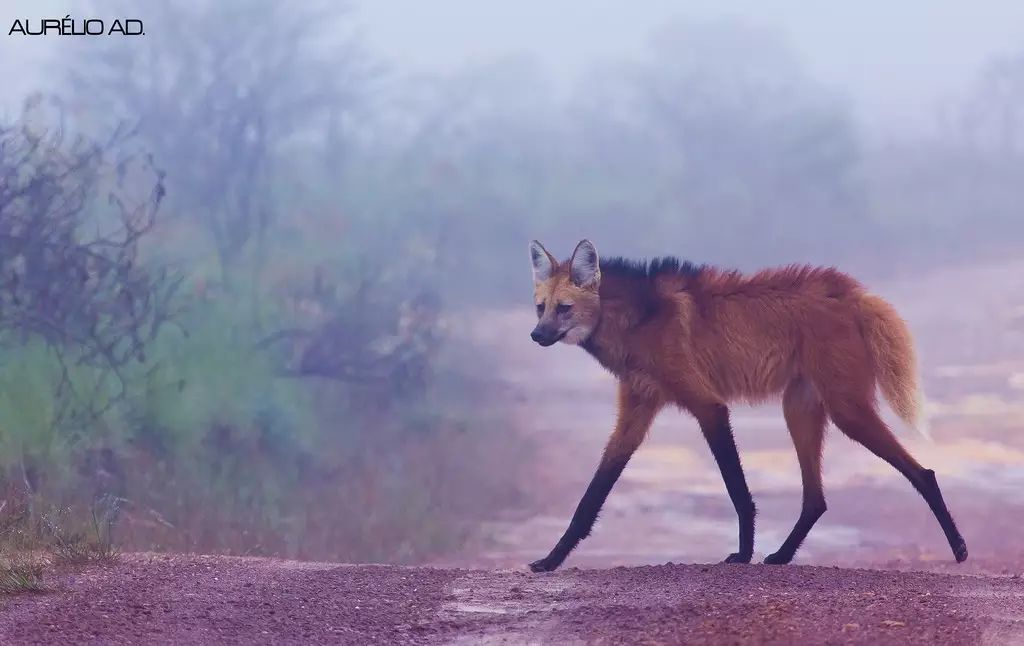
[526,239,967,571]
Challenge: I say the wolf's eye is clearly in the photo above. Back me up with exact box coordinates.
[536,303,545,317]
[555,303,571,315]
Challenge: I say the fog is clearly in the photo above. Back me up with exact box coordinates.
[0,1,1022,567]
[8,1,1024,132]
[356,0,1024,134]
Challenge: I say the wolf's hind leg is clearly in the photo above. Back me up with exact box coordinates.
[827,396,968,563]
[764,377,828,564]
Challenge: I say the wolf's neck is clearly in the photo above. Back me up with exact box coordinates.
[579,299,638,377]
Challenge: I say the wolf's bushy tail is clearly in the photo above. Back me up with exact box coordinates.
[858,293,929,438]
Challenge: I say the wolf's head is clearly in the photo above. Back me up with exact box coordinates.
[528,239,601,347]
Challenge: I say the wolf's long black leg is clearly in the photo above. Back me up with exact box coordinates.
[529,384,661,572]
[696,403,756,564]
[527,455,630,572]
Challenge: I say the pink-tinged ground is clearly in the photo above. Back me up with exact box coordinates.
[0,554,1022,644]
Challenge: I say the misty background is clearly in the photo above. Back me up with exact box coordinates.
[0,1,1022,566]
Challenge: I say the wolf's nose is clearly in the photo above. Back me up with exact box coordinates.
[530,329,544,343]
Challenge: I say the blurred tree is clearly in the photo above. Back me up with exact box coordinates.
[569,20,868,267]
[959,51,1024,158]
[65,0,370,275]
[0,95,178,495]
[347,58,566,301]
[872,47,1024,266]
[0,95,177,404]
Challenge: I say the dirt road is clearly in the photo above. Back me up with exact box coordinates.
[1,553,1022,644]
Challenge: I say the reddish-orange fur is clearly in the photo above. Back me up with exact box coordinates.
[526,240,966,571]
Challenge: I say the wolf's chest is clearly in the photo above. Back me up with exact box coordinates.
[582,339,667,395]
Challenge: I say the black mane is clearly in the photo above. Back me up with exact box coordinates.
[587,256,705,330]
[599,256,704,282]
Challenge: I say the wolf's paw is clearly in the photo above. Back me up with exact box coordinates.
[763,551,792,565]
[723,552,752,564]
[953,539,968,563]
[528,557,559,573]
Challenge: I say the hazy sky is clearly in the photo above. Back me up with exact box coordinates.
[2,1,1023,135]
[352,0,1024,135]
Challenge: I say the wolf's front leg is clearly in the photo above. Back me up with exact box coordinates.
[529,383,662,572]
[527,456,630,572]
[694,402,757,564]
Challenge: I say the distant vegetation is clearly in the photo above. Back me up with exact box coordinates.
[0,2,1022,567]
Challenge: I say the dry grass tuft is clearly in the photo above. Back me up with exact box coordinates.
[0,494,123,594]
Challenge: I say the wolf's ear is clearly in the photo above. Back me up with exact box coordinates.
[529,240,556,285]
[569,239,600,288]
